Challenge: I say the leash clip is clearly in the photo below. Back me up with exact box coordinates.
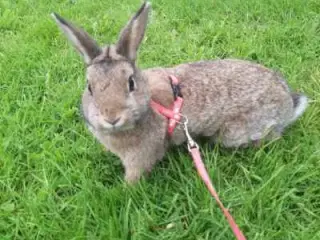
[181,115,199,151]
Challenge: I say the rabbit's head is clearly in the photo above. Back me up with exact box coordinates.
[52,2,151,132]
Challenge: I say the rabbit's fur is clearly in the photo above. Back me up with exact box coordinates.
[52,2,308,183]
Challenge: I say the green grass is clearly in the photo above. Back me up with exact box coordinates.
[1,0,320,239]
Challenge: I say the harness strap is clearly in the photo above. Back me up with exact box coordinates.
[150,75,184,136]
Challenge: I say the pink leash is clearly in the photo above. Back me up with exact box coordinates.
[151,75,247,240]
[182,119,247,240]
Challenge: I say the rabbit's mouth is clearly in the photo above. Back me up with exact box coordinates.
[82,101,138,133]
[99,118,135,133]
[100,125,135,134]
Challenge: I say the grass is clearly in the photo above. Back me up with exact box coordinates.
[0,0,320,239]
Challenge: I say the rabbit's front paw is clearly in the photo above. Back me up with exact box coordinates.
[124,168,142,184]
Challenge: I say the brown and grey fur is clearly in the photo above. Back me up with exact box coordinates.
[52,2,308,183]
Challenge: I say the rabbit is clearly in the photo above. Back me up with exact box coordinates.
[51,2,308,183]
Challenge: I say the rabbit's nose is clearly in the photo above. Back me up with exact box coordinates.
[105,117,121,126]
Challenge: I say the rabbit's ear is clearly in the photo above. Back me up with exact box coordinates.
[116,2,151,62]
[51,13,102,64]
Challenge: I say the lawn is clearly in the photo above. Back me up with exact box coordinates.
[0,0,320,239]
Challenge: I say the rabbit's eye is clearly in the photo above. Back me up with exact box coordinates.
[128,75,135,92]
[88,84,93,95]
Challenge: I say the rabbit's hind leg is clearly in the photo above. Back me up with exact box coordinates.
[219,116,283,148]
[219,118,251,148]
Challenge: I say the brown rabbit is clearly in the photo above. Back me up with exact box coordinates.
[52,2,308,183]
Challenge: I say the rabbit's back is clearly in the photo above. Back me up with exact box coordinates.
[145,59,295,146]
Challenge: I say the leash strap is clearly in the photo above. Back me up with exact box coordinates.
[183,120,246,240]
[189,147,246,240]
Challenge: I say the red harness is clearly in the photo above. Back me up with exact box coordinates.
[150,75,246,240]
[150,75,184,136]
